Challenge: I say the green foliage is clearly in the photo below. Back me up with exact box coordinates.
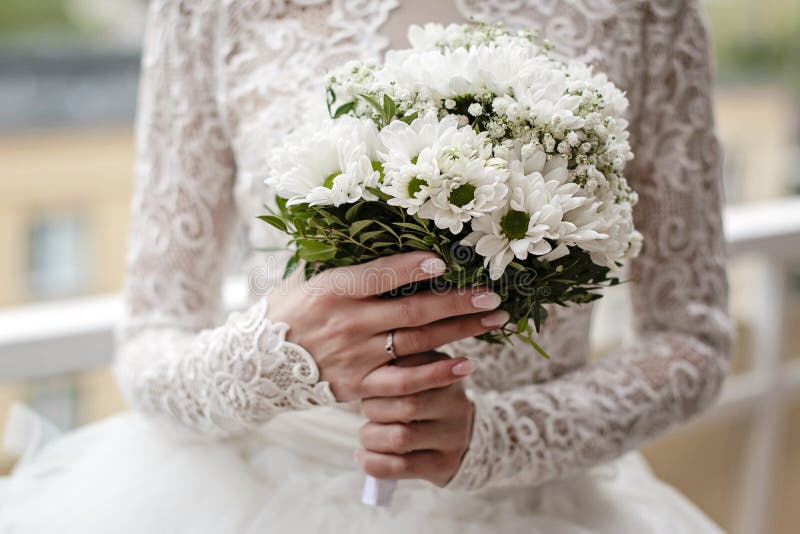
[260,198,619,359]
[327,92,419,128]
[706,0,800,91]
[0,0,76,36]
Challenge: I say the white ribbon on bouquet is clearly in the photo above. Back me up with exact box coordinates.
[362,476,397,507]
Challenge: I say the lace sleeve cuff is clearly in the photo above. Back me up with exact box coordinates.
[262,331,338,412]
[444,391,497,492]
[116,298,337,437]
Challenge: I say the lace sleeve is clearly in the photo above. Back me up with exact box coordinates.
[446,0,731,491]
[113,0,335,438]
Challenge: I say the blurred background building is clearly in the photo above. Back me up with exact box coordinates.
[0,1,799,533]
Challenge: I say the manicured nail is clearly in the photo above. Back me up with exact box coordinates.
[480,309,510,328]
[452,359,476,376]
[420,257,446,275]
[471,292,501,310]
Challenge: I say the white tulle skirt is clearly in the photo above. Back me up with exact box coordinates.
[0,403,723,534]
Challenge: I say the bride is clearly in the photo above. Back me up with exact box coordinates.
[1,0,730,532]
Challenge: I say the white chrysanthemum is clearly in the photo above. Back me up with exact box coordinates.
[407,23,471,50]
[378,155,437,215]
[266,118,380,207]
[510,68,585,129]
[463,155,580,279]
[378,113,489,170]
[378,113,497,219]
[381,40,539,104]
[407,22,536,53]
[417,155,509,234]
[562,197,640,268]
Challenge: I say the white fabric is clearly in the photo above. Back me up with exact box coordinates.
[1,0,729,532]
[0,405,722,534]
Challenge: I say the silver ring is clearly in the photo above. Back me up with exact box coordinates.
[385,331,397,360]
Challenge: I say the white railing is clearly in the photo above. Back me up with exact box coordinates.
[1,196,799,534]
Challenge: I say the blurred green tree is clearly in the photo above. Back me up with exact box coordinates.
[0,0,77,36]
[706,0,800,91]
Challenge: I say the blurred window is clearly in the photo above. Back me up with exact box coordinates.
[27,212,88,299]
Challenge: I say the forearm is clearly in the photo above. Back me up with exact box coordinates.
[114,298,336,437]
[447,331,728,491]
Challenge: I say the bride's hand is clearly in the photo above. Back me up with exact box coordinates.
[267,252,509,402]
[355,352,474,487]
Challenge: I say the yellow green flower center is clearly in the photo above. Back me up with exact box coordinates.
[500,209,531,240]
[449,183,476,208]
[371,161,384,183]
[323,172,341,189]
[407,177,426,197]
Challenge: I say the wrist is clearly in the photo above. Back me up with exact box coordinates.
[443,392,493,492]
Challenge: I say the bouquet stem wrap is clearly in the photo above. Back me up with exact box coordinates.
[361,477,396,507]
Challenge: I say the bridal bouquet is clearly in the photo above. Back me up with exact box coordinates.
[261,23,642,359]
[261,22,642,507]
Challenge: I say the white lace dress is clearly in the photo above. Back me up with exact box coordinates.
[0,1,730,533]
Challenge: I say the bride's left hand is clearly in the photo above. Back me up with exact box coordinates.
[355,351,474,487]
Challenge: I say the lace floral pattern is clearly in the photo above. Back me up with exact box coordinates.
[117,0,730,490]
[117,299,334,436]
[445,0,730,491]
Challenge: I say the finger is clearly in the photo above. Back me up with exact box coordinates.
[393,351,450,368]
[312,252,447,298]
[360,386,459,423]
[369,288,502,332]
[359,421,455,454]
[363,340,448,372]
[360,357,475,397]
[387,309,510,357]
[355,449,456,485]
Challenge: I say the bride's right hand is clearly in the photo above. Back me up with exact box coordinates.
[267,252,509,402]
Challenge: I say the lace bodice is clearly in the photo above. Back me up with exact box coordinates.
[115,0,730,491]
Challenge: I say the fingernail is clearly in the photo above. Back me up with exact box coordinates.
[480,309,510,328]
[452,359,476,376]
[471,292,501,310]
[354,449,363,464]
[420,257,446,275]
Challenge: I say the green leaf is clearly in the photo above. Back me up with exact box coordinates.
[516,316,529,333]
[257,215,288,233]
[359,93,385,119]
[395,222,428,233]
[296,239,337,262]
[532,304,542,331]
[366,187,391,201]
[283,254,301,279]
[518,334,550,359]
[333,101,356,118]
[383,94,396,121]
[358,229,388,243]
[399,111,419,124]
[275,196,288,216]
[345,202,364,221]
[411,214,429,227]
[399,233,428,244]
[326,86,336,116]
[373,220,400,239]
[405,240,431,251]
[348,219,374,236]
